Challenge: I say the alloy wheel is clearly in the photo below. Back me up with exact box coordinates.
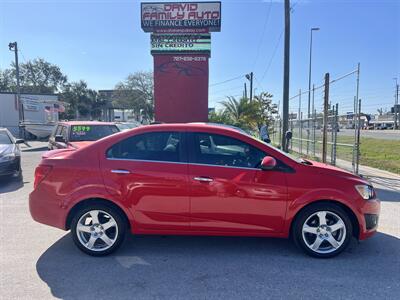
[301,210,347,254]
[76,209,119,252]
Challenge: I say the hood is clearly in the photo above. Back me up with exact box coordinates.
[302,159,360,178]
[0,144,15,156]
[68,141,95,149]
[305,160,371,185]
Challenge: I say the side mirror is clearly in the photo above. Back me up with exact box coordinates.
[55,135,65,143]
[15,139,24,144]
[260,156,277,170]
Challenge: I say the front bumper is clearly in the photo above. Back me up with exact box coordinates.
[0,157,20,176]
[358,198,380,240]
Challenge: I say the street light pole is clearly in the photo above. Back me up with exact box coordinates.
[8,41,24,138]
[306,28,319,154]
[307,28,319,119]
[246,72,253,101]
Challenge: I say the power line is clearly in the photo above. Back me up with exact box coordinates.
[209,93,242,105]
[257,0,298,92]
[209,75,244,87]
[251,0,273,70]
[210,85,243,95]
[259,29,284,83]
[289,68,359,101]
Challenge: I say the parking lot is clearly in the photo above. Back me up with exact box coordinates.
[0,142,399,300]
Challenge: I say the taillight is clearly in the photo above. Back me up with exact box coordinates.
[34,165,52,189]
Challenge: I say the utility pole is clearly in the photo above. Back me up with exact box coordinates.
[281,0,290,152]
[355,99,362,174]
[246,72,253,101]
[322,73,330,163]
[298,89,302,154]
[395,84,399,130]
[394,78,399,130]
[244,82,248,99]
[8,42,24,138]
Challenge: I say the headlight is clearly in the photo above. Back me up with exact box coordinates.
[0,153,16,162]
[355,185,375,200]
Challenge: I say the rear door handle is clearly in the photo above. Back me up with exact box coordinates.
[111,169,131,174]
[193,176,213,182]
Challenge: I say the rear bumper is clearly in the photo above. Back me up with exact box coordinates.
[29,188,67,230]
[358,198,380,240]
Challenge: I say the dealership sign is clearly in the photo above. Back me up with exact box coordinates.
[141,2,221,32]
[151,33,211,54]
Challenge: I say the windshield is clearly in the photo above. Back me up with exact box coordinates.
[249,135,301,162]
[0,132,12,144]
[70,125,119,142]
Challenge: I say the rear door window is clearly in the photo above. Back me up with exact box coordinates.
[107,131,183,163]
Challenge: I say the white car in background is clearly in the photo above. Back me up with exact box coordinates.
[115,122,141,132]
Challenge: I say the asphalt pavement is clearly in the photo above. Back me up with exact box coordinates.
[338,129,400,140]
[0,142,399,300]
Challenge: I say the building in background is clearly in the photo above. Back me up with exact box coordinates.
[0,92,59,138]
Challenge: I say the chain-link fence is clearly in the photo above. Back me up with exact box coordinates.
[271,65,363,174]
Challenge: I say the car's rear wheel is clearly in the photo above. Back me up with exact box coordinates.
[71,204,126,256]
[293,203,353,258]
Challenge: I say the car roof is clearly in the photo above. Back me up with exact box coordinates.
[138,123,248,135]
[57,121,116,126]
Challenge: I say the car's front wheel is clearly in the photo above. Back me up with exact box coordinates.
[293,203,353,258]
[71,204,126,256]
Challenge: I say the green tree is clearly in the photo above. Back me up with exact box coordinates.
[0,69,14,92]
[208,109,232,124]
[1,58,67,93]
[253,92,278,128]
[59,80,105,120]
[113,71,154,120]
[220,96,260,131]
[209,92,278,135]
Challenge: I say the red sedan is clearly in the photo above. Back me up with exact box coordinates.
[30,123,380,258]
[48,121,119,150]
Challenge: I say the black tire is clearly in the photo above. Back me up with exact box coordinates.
[292,203,353,258]
[71,204,127,256]
[15,169,22,181]
[13,161,22,181]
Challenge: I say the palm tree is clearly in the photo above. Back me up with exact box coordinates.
[220,97,260,131]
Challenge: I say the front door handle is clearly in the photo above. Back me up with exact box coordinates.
[193,176,213,182]
[111,169,131,174]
